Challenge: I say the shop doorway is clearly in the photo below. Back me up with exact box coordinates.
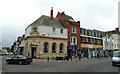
[31,47,36,58]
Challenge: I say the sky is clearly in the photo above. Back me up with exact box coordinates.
[0,0,120,47]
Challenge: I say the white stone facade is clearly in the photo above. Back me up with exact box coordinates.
[103,34,120,51]
[25,26,67,39]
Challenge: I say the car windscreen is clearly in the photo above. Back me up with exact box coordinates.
[113,52,120,57]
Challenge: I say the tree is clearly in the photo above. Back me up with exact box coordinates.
[3,47,11,52]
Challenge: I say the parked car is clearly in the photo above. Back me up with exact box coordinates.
[5,52,9,55]
[112,51,120,66]
[8,52,13,55]
[6,55,33,65]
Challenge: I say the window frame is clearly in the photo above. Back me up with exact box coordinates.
[72,27,76,33]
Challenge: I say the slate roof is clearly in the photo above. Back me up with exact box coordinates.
[26,15,66,30]
[64,15,76,22]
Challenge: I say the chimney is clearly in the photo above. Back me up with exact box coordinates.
[77,21,80,25]
[115,28,119,32]
[50,7,53,20]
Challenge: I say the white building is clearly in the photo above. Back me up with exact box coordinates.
[103,28,120,56]
[24,8,68,59]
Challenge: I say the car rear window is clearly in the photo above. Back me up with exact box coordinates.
[113,52,120,57]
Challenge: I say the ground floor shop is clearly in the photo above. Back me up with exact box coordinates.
[24,36,67,59]
[80,44,103,58]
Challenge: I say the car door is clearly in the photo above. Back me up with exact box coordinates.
[12,56,19,64]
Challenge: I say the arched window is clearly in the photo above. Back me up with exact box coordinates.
[59,43,64,53]
[52,43,56,53]
[43,42,48,53]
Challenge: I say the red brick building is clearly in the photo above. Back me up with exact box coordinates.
[56,11,80,57]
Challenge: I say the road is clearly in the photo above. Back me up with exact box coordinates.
[0,56,2,73]
[2,55,120,72]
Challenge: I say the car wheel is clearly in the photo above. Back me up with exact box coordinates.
[27,62,30,64]
[25,62,28,65]
[112,63,116,66]
[19,61,22,65]
[6,61,10,64]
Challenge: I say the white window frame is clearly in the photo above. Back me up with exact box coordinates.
[52,28,56,33]
[70,36,77,45]
[72,27,76,33]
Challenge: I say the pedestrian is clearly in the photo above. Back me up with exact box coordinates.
[78,53,81,61]
[47,56,49,61]
[70,56,72,61]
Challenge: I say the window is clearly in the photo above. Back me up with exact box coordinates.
[82,37,85,42]
[59,43,64,53]
[70,36,77,45]
[71,37,72,43]
[52,28,56,33]
[33,27,37,32]
[73,38,76,43]
[72,27,76,33]
[90,38,92,43]
[60,29,63,33]
[52,43,56,53]
[86,38,88,42]
[43,42,48,53]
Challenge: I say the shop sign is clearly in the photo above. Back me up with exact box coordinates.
[93,45,102,48]
[86,45,93,48]
[81,44,86,48]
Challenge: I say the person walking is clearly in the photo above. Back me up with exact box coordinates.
[77,52,81,61]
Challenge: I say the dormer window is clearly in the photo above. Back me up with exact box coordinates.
[72,27,76,33]
[32,27,37,32]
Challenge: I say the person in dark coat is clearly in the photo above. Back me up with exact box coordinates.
[77,52,81,61]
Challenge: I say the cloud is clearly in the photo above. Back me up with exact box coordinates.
[0,0,119,47]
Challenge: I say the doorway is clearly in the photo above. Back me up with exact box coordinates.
[31,47,36,58]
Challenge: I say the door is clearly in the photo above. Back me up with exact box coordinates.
[31,47,36,58]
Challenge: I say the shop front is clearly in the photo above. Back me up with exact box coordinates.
[80,44,103,58]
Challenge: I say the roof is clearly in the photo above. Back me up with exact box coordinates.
[26,15,66,30]
[105,30,120,35]
[65,15,76,22]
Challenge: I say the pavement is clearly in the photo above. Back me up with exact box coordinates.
[33,57,110,62]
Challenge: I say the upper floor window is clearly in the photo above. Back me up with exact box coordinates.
[32,27,37,32]
[60,29,63,34]
[70,36,77,45]
[81,29,85,35]
[52,28,56,33]
[72,27,76,33]
[90,38,92,43]
[86,38,88,42]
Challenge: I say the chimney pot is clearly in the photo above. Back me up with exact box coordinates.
[50,7,53,20]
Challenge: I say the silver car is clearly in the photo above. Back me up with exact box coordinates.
[112,51,120,66]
